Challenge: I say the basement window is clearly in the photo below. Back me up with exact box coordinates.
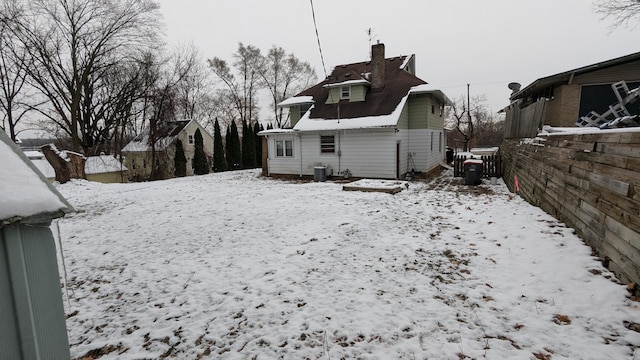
[320,135,335,153]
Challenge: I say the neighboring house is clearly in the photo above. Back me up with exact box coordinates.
[503,51,640,138]
[260,43,451,179]
[25,150,128,183]
[122,119,213,180]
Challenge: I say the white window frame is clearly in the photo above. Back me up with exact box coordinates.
[275,139,294,158]
[188,134,194,145]
[340,86,350,100]
[320,135,335,154]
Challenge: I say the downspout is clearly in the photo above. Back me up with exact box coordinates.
[265,135,271,176]
[337,105,341,174]
[298,133,303,177]
[337,130,342,174]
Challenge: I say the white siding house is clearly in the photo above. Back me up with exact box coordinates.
[260,43,450,180]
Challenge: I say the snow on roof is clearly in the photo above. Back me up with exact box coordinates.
[322,79,370,88]
[409,84,452,105]
[29,158,56,179]
[0,131,71,224]
[293,95,409,131]
[258,128,298,135]
[277,96,315,107]
[24,150,45,159]
[400,55,414,70]
[122,120,192,152]
[86,155,127,174]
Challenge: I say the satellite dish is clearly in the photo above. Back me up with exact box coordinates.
[508,82,521,92]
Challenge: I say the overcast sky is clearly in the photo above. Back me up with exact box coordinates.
[157,0,638,116]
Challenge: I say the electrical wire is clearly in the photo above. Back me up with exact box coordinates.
[309,0,327,78]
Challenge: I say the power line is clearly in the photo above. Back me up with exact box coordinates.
[309,0,327,78]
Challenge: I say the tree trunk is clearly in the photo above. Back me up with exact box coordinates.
[41,144,86,183]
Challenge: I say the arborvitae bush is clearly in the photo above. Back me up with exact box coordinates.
[213,118,227,172]
[253,122,263,167]
[174,139,187,177]
[193,129,209,175]
[227,121,242,170]
[241,120,256,169]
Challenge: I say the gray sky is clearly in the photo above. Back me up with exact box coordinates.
[157,0,638,116]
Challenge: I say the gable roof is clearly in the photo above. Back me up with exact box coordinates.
[122,120,191,152]
[511,51,640,100]
[297,55,427,121]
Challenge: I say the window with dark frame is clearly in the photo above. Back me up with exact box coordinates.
[320,135,335,153]
[275,139,293,157]
[300,104,311,118]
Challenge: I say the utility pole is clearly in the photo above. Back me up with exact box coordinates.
[467,83,472,152]
[467,83,471,124]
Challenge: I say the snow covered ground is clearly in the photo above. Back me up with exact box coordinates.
[55,169,640,359]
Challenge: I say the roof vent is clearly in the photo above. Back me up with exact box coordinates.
[508,82,521,93]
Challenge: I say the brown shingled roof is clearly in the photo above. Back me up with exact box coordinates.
[297,56,426,120]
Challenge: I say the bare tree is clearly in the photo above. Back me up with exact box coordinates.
[593,0,640,29]
[12,0,161,155]
[446,94,490,151]
[173,43,213,122]
[0,1,34,141]
[260,46,316,128]
[140,48,200,180]
[208,42,264,131]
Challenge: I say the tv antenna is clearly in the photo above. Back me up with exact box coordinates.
[366,28,377,56]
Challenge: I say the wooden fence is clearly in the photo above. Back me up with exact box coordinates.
[501,134,640,289]
[453,155,503,178]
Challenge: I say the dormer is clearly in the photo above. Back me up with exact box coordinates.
[277,96,314,128]
[323,78,370,104]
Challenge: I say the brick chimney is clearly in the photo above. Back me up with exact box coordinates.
[371,42,385,89]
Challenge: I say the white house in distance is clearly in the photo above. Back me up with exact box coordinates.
[260,43,451,180]
[122,119,213,180]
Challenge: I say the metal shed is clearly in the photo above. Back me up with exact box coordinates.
[0,130,73,360]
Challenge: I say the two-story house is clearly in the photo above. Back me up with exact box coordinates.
[260,43,451,180]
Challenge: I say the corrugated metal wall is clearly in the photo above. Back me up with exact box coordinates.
[1,223,71,360]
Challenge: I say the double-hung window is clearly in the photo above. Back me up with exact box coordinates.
[320,135,335,154]
[275,139,293,157]
[340,86,350,100]
[188,134,194,145]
